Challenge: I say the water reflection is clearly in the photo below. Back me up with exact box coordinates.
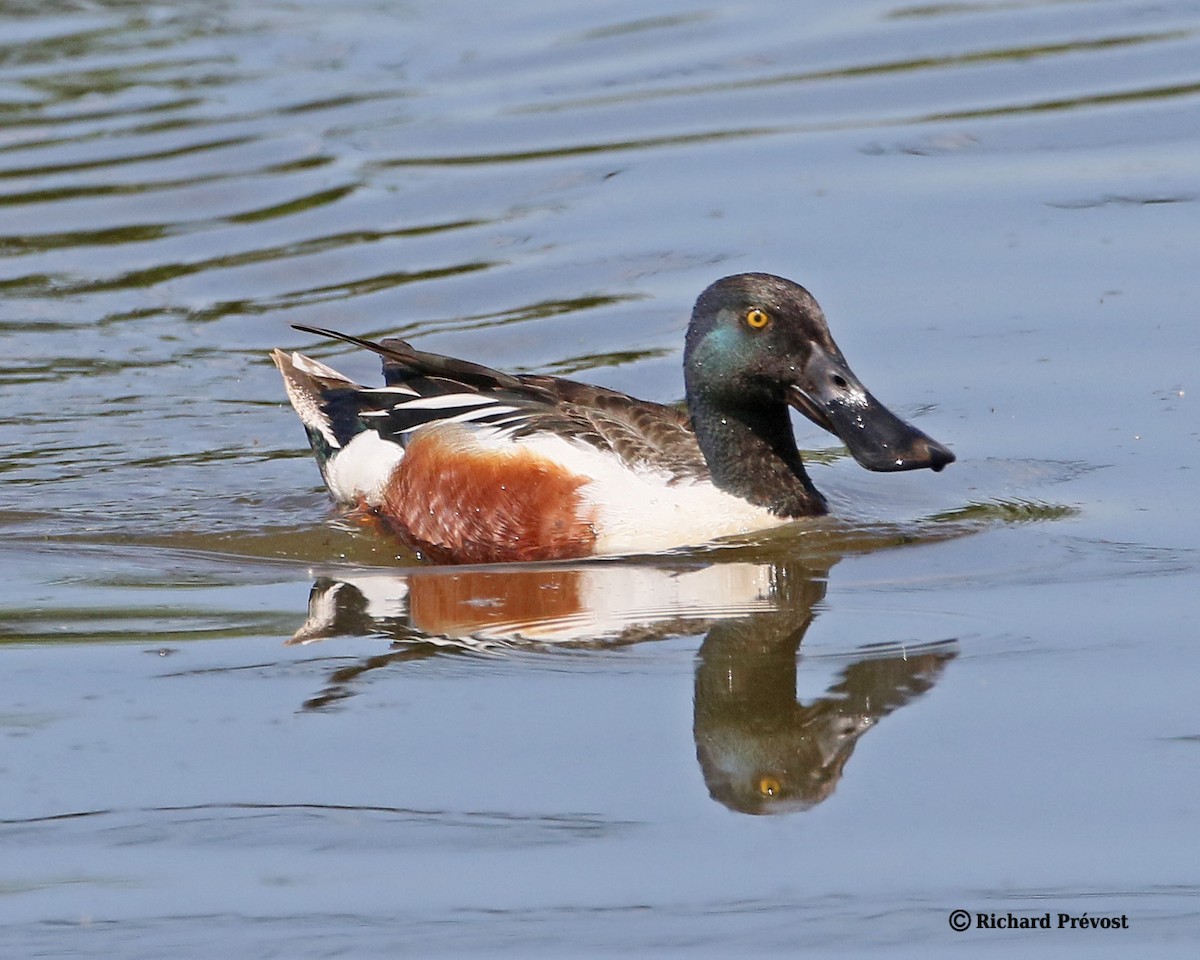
[694,596,954,815]
[290,557,956,814]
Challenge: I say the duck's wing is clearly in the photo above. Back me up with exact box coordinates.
[289,326,710,482]
[520,376,709,482]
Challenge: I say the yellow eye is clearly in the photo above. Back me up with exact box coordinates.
[758,776,781,797]
[745,307,770,330]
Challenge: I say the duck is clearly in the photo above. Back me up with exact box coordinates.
[272,272,954,564]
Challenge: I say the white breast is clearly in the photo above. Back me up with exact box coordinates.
[512,433,788,556]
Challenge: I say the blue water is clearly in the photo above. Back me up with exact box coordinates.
[2,1,1199,956]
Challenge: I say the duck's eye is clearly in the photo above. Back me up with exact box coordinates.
[758,776,781,797]
[744,307,770,330]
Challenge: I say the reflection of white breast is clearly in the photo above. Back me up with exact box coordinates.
[480,561,777,642]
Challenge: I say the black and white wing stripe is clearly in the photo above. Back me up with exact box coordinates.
[359,390,549,443]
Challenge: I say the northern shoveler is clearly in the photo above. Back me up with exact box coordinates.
[273,272,954,563]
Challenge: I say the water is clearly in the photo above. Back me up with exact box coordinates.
[3,0,1199,956]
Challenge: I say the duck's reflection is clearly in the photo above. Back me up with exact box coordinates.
[290,557,955,814]
[694,590,953,814]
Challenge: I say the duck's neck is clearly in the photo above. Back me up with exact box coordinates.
[689,395,827,517]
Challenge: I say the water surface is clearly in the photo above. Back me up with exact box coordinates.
[3,0,1199,956]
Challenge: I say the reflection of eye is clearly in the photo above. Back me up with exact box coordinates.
[745,308,770,330]
[758,776,781,797]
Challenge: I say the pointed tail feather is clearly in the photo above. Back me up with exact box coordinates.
[271,348,354,451]
[290,324,531,394]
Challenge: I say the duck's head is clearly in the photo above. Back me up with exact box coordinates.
[684,273,954,489]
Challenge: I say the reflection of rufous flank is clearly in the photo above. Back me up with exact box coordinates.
[407,568,585,637]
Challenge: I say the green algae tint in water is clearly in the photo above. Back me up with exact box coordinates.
[2,1,1200,956]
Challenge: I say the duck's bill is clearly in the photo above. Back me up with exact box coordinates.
[786,346,955,473]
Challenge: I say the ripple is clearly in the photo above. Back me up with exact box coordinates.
[1,0,1197,587]
[2,2,1199,956]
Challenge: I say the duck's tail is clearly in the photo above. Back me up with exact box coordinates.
[272,348,354,459]
[272,346,413,493]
